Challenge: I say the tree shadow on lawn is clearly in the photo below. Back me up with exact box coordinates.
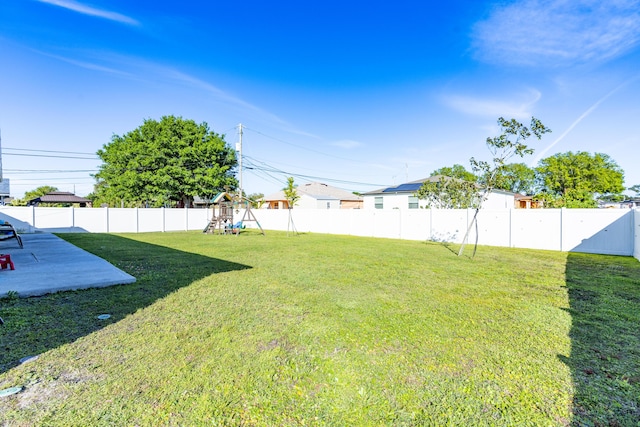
[561,252,640,426]
[0,233,250,374]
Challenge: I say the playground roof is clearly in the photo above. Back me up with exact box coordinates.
[212,192,233,204]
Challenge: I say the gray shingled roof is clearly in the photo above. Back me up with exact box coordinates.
[264,182,362,201]
[28,192,91,205]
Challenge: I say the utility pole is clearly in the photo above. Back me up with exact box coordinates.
[236,123,243,201]
[0,128,3,182]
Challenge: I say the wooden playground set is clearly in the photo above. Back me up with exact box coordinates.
[203,192,264,235]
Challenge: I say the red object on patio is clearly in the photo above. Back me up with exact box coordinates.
[0,254,14,270]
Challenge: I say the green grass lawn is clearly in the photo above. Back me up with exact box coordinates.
[1,231,639,426]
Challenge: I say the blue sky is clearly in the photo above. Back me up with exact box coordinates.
[1,0,640,199]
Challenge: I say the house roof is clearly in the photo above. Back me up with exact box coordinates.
[264,182,362,201]
[28,192,91,205]
[364,176,447,195]
[364,176,517,196]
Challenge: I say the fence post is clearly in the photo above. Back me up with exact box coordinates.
[560,208,565,252]
[136,207,139,233]
[105,206,109,233]
[430,208,434,241]
[509,208,513,248]
[71,206,75,230]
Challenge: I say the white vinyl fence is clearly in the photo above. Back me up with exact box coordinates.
[1,206,638,260]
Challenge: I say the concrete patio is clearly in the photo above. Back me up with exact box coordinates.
[0,233,136,298]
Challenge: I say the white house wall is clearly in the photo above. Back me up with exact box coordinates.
[269,194,342,210]
[363,192,514,210]
[362,193,429,210]
[483,192,515,209]
[314,199,340,209]
[295,194,318,209]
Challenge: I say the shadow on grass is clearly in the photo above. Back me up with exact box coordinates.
[0,233,250,374]
[562,252,640,426]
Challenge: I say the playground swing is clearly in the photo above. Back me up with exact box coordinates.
[203,192,264,236]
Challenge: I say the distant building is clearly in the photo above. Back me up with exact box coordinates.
[0,179,9,206]
[362,177,516,210]
[27,191,92,207]
[263,182,363,209]
[621,199,640,208]
[514,194,544,209]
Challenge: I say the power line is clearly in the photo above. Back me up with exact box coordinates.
[0,128,389,193]
[242,154,386,188]
[2,152,98,160]
[2,147,97,156]
[243,126,373,165]
[9,177,95,182]
[4,169,97,174]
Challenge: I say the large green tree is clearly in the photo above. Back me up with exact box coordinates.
[94,116,237,207]
[247,192,265,209]
[627,184,640,197]
[416,176,480,209]
[417,164,479,209]
[535,151,624,208]
[490,162,536,195]
[430,164,478,182]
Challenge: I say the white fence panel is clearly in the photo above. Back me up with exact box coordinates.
[399,210,429,241]
[32,207,72,230]
[136,209,164,233]
[429,209,468,243]
[188,209,210,231]
[316,210,349,235]
[563,209,633,256]
[74,208,108,232]
[108,208,138,233]
[511,209,562,251]
[1,205,638,258]
[476,210,511,248]
[0,207,35,233]
[348,210,376,238]
[294,209,326,234]
[370,210,402,239]
[250,209,286,232]
[164,208,187,232]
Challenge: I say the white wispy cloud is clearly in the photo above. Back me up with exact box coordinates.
[331,139,364,149]
[472,0,640,66]
[122,64,318,138]
[533,76,639,163]
[36,47,320,139]
[443,88,541,119]
[33,48,132,76]
[36,0,139,26]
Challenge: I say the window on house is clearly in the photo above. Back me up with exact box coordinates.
[326,202,330,209]
[374,196,383,209]
[408,196,419,209]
